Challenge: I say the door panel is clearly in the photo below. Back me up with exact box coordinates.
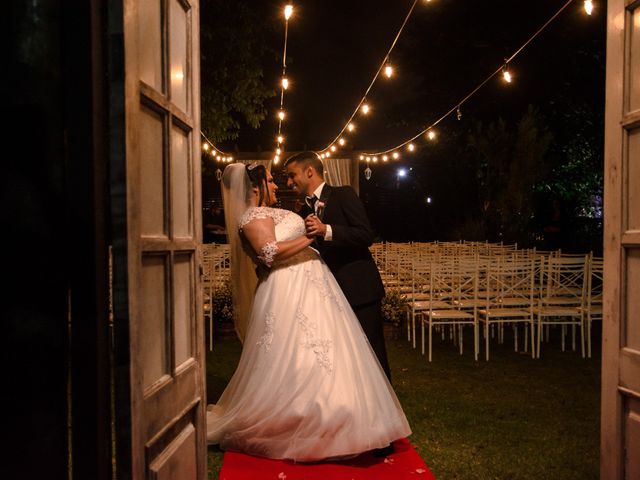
[114,0,205,478]
[602,0,640,478]
[169,0,190,113]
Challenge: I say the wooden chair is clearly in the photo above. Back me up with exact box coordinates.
[533,255,588,358]
[419,260,479,361]
[577,253,603,358]
[478,258,536,360]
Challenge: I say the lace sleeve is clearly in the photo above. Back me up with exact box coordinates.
[239,207,270,229]
[240,209,279,268]
[257,240,279,267]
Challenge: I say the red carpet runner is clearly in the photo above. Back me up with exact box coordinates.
[218,438,435,480]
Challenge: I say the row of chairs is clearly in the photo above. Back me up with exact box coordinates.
[373,242,602,361]
[202,243,231,350]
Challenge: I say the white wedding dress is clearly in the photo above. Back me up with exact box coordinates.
[206,206,411,462]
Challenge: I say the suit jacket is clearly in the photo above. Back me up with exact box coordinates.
[299,184,385,306]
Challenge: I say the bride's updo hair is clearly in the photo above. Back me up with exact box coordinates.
[245,163,270,206]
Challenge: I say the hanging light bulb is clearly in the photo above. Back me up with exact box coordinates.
[502,63,512,83]
[320,153,325,159]
[277,135,284,144]
[215,168,222,181]
[216,155,222,161]
[361,103,370,115]
[384,63,393,78]
[330,145,336,152]
[282,77,289,90]
[274,154,280,164]
[382,155,388,162]
[228,156,234,162]
[284,4,293,20]
[392,152,399,159]
[456,105,462,120]
[347,123,355,132]
[359,155,365,161]
[278,110,286,120]
[408,143,415,152]
[276,147,281,155]
[584,0,593,15]
[365,157,371,163]
[364,166,372,181]
[203,142,210,151]
[372,156,378,163]
[338,138,345,146]
[427,130,436,140]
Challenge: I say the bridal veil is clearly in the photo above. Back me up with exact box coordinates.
[220,163,257,343]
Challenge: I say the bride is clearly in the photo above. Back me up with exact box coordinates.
[206,162,411,462]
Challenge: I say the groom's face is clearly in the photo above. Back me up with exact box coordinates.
[285,162,312,197]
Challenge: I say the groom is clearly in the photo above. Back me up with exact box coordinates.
[284,151,391,381]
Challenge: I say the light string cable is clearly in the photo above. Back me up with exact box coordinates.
[274,4,294,164]
[318,0,420,155]
[200,130,234,162]
[364,0,577,156]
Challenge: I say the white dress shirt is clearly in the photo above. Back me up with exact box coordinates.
[309,182,332,241]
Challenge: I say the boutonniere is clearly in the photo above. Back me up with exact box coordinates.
[316,200,326,217]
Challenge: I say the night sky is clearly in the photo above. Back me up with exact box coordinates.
[212,0,607,154]
[204,0,606,249]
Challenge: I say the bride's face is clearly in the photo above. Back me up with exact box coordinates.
[262,170,278,206]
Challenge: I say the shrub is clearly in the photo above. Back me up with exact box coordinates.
[381,289,408,327]
[212,280,234,323]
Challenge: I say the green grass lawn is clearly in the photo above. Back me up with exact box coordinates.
[206,324,600,479]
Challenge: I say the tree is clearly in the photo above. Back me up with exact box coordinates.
[200,0,276,144]
[467,105,553,244]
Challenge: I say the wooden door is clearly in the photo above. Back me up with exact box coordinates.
[111,0,206,478]
[602,0,640,478]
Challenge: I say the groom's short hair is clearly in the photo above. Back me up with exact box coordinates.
[284,151,324,178]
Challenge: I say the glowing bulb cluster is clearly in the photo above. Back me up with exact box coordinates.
[274,4,294,165]
[201,140,233,162]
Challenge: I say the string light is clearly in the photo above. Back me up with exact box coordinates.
[384,62,394,78]
[319,0,420,151]
[200,131,231,163]
[338,138,346,146]
[347,123,355,132]
[584,0,593,15]
[360,0,580,157]
[502,63,512,83]
[392,152,399,159]
[427,130,436,140]
[275,4,293,164]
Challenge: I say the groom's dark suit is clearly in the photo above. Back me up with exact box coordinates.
[300,184,391,380]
